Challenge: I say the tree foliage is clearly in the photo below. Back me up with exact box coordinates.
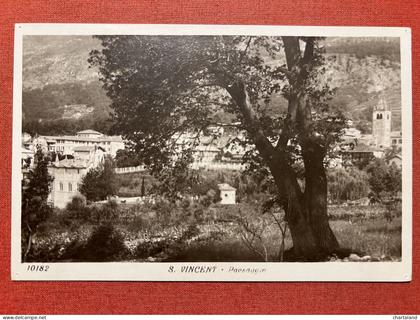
[366,159,402,198]
[90,35,347,260]
[79,156,117,201]
[21,147,54,261]
[327,167,370,203]
[90,35,344,170]
[115,149,142,168]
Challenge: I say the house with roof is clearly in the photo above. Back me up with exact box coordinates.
[75,129,104,138]
[48,146,105,208]
[341,143,384,167]
[390,131,402,148]
[341,127,362,147]
[337,96,402,168]
[40,129,124,157]
[172,127,250,171]
[388,154,402,168]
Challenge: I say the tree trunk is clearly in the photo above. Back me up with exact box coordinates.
[302,141,339,256]
[23,226,33,263]
[281,36,340,260]
[226,79,339,261]
[268,153,338,260]
[268,156,320,261]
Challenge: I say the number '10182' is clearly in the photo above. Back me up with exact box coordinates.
[27,265,49,272]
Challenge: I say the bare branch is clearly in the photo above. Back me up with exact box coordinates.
[238,36,253,65]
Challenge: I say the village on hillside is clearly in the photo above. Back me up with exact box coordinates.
[19,34,404,264]
[21,96,402,210]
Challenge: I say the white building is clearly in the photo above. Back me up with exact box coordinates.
[218,183,236,205]
[390,131,402,148]
[173,128,249,171]
[40,130,124,158]
[343,127,362,140]
[48,146,105,209]
[358,134,375,146]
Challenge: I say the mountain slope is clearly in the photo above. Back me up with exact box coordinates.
[21,36,402,134]
[324,37,401,131]
[23,35,102,89]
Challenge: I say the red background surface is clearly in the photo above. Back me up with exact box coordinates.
[0,0,419,314]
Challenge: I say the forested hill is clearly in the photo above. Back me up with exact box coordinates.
[22,36,112,135]
[22,36,402,136]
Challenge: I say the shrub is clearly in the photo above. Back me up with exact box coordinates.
[179,225,200,242]
[199,195,212,208]
[83,224,127,261]
[39,209,82,233]
[134,239,172,259]
[87,204,102,223]
[126,214,152,234]
[61,238,86,261]
[65,194,88,219]
[193,206,205,223]
[151,198,179,226]
[327,167,370,203]
[134,224,202,261]
[180,198,191,210]
[26,240,62,262]
[101,199,120,221]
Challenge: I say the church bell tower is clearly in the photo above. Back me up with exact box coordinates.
[372,97,391,148]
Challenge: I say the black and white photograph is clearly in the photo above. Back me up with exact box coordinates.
[12,24,412,281]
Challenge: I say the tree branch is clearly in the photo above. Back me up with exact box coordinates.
[302,38,314,65]
[238,36,253,65]
[225,80,275,160]
[281,36,301,71]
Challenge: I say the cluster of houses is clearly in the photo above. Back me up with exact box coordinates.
[21,97,402,209]
[339,97,402,168]
[22,130,125,208]
[172,125,251,171]
[21,127,245,208]
[22,129,125,158]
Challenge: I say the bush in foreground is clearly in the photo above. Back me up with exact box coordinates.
[83,224,127,262]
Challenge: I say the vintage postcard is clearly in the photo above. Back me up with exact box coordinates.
[12,24,412,281]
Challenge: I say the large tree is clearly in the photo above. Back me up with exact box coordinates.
[79,155,117,202]
[90,35,346,261]
[22,147,54,261]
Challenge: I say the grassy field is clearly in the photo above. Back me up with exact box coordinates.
[116,172,155,197]
[161,204,402,262]
[32,201,402,262]
[331,216,401,259]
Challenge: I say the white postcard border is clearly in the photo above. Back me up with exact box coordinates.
[11,23,412,282]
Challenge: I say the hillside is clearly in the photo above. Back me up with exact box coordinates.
[23,36,102,90]
[22,36,402,135]
[324,37,401,132]
[22,36,112,135]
